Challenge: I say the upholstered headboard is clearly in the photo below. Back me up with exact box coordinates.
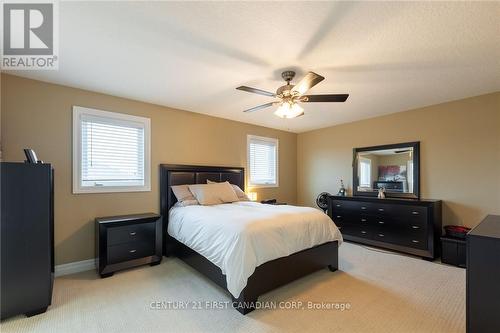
[159,164,245,255]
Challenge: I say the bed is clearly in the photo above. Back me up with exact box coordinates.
[160,164,341,314]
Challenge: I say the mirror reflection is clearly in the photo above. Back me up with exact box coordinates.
[356,147,414,193]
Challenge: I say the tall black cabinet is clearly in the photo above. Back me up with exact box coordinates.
[1,162,54,319]
[467,215,500,332]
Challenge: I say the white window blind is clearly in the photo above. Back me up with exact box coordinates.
[73,106,150,193]
[248,135,278,187]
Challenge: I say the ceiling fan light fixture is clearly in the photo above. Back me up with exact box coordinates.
[237,70,348,116]
[274,102,304,119]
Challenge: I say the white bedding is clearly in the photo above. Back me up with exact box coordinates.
[168,201,342,298]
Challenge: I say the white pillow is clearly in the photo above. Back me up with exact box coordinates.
[188,182,239,205]
[207,180,250,201]
[171,185,197,203]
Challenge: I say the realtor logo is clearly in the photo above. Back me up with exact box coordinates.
[1,1,59,70]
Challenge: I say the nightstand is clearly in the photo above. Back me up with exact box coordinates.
[96,213,162,278]
[441,236,466,267]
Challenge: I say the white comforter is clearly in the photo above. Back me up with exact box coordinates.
[168,201,342,298]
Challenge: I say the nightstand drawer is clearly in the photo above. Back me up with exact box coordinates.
[107,241,155,264]
[107,222,156,246]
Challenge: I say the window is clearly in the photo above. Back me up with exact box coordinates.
[73,106,150,193]
[407,160,414,193]
[359,157,371,187]
[247,135,278,187]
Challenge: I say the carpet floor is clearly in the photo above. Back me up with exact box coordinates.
[1,242,465,333]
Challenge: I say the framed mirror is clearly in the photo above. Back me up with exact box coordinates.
[353,141,420,199]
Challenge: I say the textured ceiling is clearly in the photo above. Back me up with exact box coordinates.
[6,1,500,133]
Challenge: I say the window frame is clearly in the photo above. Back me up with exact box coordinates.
[72,106,151,194]
[247,134,279,188]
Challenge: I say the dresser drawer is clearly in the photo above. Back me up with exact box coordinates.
[394,205,428,222]
[331,212,346,225]
[372,230,395,243]
[340,223,373,239]
[107,222,156,246]
[400,236,428,250]
[373,223,427,248]
[377,217,428,233]
[370,203,396,215]
[332,200,374,214]
[107,241,155,264]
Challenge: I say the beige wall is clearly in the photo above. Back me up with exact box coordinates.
[2,72,499,264]
[1,74,297,265]
[298,92,500,228]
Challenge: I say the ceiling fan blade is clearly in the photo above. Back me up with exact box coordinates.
[291,72,325,95]
[243,102,277,113]
[301,94,349,102]
[236,86,276,97]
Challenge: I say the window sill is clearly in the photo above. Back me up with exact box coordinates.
[73,185,151,194]
[248,183,279,189]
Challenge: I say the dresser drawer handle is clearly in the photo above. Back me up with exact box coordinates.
[129,249,137,253]
[361,206,367,210]
[411,225,420,229]
[336,215,342,218]
[412,211,419,215]
[378,233,385,237]
[361,218,367,222]
[361,230,367,234]
[129,231,137,236]
[378,208,384,212]
[411,240,419,243]
[378,221,385,224]
[336,204,341,207]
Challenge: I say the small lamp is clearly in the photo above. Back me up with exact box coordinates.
[248,192,258,201]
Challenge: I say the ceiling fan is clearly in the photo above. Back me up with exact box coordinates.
[236,70,349,119]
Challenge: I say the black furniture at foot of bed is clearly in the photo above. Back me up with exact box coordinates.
[160,164,339,314]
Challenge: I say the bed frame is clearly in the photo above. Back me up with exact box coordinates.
[160,164,339,314]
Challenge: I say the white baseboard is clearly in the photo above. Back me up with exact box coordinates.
[55,258,96,277]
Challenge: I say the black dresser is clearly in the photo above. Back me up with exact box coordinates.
[1,162,54,319]
[96,213,162,278]
[467,215,500,333]
[328,196,442,259]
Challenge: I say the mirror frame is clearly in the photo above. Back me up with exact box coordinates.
[352,141,420,199]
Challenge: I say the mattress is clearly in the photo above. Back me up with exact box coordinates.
[168,201,342,298]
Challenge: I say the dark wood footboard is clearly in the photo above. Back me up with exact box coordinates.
[171,238,339,314]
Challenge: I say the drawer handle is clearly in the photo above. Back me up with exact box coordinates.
[378,233,384,237]
[129,249,137,253]
[411,225,420,229]
[336,215,342,218]
[336,204,341,207]
[129,232,137,236]
[361,206,367,210]
[378,208,384,212]
[361,231,367,234]
[361,218,367,222]
[412,240,419,243]
[412,211,419,215]
[378,221,385,224]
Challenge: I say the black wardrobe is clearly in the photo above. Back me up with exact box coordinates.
[1,162,54,319]
[467,215,500,332]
